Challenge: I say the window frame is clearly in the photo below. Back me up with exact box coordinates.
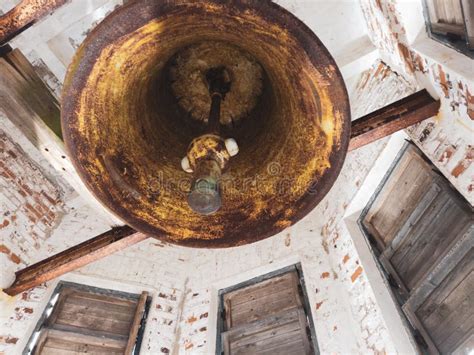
[23,281,151,355]
[215,263,319,355]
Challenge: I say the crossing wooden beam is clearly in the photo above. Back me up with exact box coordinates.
[349,89,440,151]
[4,226,148,296]
[0,0,69,45]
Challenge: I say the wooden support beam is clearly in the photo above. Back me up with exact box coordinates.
[0,0,69,45]
[4,226,148,296]
[349,90,440,151]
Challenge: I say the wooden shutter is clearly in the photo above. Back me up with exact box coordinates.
[32,285,148,355]
[403,241,473,354]
[425,0,474,48]
[221,270,313,355]
[426,0,466,37]
[361,144,474,354]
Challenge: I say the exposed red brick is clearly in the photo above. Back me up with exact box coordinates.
[184,342,194,350]
[20,183,33,196]
[41,191,58,204]
[0,336,18,344]
[0,244,11,254]
[316,301,324,310]
[9,253,21,264]
[25,203,42,219]
[24,307,33,314]
[187,315,198,324]
[437,65,450,98]
[342,254,350,264]
[321,272,330,279]
[397,43,414,73]
[438,146,456,164]
[2,166,15,179]
[0,219,9,229]
[351,266,364,283]
[466,89,474,120]
[6,150,17,158]
[451,147,473,178]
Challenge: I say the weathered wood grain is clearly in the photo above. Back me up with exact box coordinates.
[125,291,148,354]
[223,271,301,329]
[362,143,473,354]
[349,90,440,151]
[4,226,147,296]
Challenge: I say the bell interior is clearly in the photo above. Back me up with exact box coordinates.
[62,1,350,247]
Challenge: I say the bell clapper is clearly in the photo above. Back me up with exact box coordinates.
[183,67,239,215]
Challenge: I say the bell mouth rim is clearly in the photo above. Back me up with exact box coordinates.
[61,0,351,249]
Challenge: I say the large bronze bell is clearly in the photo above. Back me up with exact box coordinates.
[61,0,350,248]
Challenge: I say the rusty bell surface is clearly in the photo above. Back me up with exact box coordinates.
[61,0,351,248]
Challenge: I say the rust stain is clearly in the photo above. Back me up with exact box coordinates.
[321,272,330,279]
[342,254,350,264]
[24,307,33,314]
[351,266,363,283]
[315,301,324,310]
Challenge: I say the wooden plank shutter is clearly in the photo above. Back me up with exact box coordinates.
[426,0,466,37]
[221,270,313,355]
[361,144,474,354]
[32,285,149,355]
